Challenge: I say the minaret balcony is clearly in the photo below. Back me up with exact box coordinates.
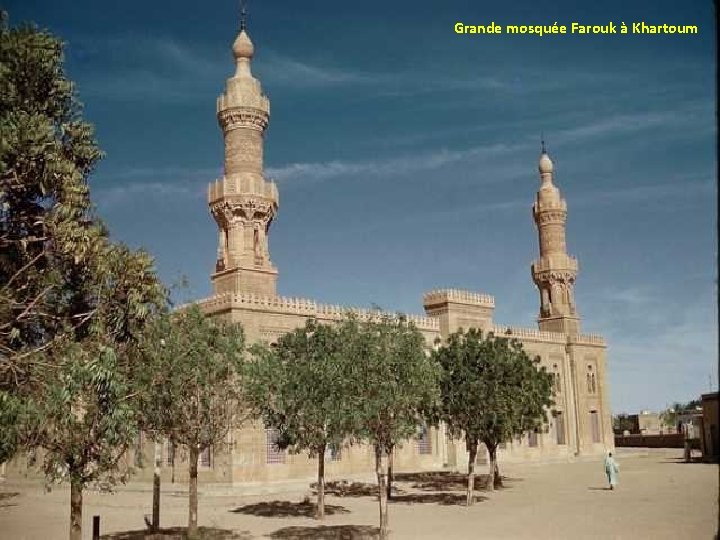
[531,254,578,275]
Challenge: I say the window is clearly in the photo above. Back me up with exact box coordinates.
[266,429,286,464]
[200,446,212,468]
[590,411,601,443]
[552,364,562,393]
[417,425,432,455]
[528,430,538,448]
[554,412,566,445]
[586,365,597,394]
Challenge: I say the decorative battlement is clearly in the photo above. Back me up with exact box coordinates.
[422,289,495,308]
[569,333,606,346]
[196,293,441,331]
[491,325,567,343]
[490,325,606,346]
[208,178,278,204]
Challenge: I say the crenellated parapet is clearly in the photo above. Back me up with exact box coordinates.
[194,293,441,331]
[569,333,606,346]
[491,324,567,343]
[423,288,495,308]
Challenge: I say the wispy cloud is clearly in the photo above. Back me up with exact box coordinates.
[91,166,219,207]
[267,142,522,184]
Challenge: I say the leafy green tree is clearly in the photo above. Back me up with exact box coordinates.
[435,329,554,500]
[348,315,439,539]
[32,344,136,540]
[246,318,355,519]
[137,306,247,538]
[0,12,104,380]
[433,328,487,505]
[0,15,168,540]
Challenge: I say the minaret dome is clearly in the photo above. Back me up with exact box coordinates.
[539,151,554,174]
[233,30,254,60]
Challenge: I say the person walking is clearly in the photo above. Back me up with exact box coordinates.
[604,452,620,490]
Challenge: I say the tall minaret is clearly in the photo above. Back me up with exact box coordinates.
[208,13,279,296]
[531,143,580,335]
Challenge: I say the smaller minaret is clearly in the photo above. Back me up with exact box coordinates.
[531,142,580,335]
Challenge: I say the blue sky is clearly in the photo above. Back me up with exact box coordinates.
[7,0,716,413]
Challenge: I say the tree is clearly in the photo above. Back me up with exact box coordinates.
[32,344,137,540]
[1,15,168,540]
[246,318,354,519]
[433,328,487,505]
[348,315,439,539]
[0,12,104,381]
[435,329,554,498]
[137,306,247,538]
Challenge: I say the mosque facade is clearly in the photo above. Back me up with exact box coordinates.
[165,22,614,485]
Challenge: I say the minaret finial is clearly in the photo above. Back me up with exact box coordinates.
[541,131,546,154]
[240,0,248,31]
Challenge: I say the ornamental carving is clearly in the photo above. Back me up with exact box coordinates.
[218,108,269,133]
[210,198,277,229]
[534,210,567,224]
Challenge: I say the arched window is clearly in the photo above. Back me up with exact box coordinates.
[586,365,595,394]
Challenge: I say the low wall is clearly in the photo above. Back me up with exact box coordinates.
[614,433,684,448]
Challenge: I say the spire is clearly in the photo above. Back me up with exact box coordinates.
[240,0,248,31]
[538,140,554,177]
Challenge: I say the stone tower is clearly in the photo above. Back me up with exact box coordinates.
[531,144,580,335]
[208,20,279,296]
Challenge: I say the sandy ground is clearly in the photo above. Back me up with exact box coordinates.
[1,449,717,539]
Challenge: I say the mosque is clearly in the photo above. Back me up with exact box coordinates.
[165,18,614,485]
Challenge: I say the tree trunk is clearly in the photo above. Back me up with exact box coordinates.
[487,444,498,492]
[375,445,389,539]
[386,445,394,501]
[69,479,82,540]
[466,440,478,506]
[152,441,161,532]
[494,456,503,489]
[317,443,326,520]
[188,445,199,538]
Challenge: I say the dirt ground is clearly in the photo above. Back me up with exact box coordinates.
[1,449,717,539]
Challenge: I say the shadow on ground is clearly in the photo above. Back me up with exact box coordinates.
[660,457,712,464]
[391,492,488,505]
[0,491,20,508]
[268,525,379,539]
[100,526,252,539]
[313,481,400,498]
[393,471,470,491]
[392,471,521,492]
[231,500,350,518]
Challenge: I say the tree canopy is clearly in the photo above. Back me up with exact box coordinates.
[246,318,357,519]
[137,305,247,538]
[435,329,554,496]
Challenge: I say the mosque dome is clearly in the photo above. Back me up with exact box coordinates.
[233,30,254,60]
